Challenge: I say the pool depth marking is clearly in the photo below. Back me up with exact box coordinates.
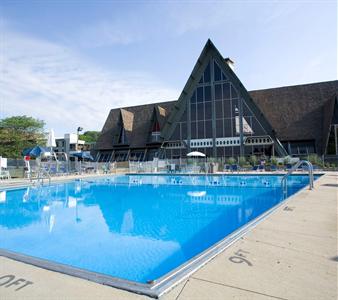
[0,274,34,291]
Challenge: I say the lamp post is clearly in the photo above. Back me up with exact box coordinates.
[77,127,84,151]
[76,127,83,174]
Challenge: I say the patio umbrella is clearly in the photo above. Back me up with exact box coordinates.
[71,152,94,161]
[46,129,56,149]
[22,146,47,157]
[187,151,206,173]
[187,151,206,157]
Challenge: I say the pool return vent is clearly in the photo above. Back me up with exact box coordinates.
[281,160,314,198]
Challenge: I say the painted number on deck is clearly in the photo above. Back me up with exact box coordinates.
[0,275,33,291]
[229,249,252,266]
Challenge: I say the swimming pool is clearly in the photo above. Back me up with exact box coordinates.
[0,174,318,297]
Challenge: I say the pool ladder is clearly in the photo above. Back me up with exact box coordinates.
[31,169,51,186]
[281,160,314,198]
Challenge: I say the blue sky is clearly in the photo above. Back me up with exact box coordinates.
[0,0,336,135]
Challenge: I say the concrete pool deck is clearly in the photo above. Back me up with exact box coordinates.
[1,172,337,300]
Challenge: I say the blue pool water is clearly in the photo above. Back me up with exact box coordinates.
[0,175,317,283]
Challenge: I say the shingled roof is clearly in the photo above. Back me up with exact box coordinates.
[250,80,338,155]
[96,80,338,155]
[96,101,174,150]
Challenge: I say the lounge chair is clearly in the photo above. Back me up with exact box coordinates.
[224,165,230,172]
[230,164,238,172]
[258,165,264,171]
[252,165,258,171]
[270,165,277,171]
[285,164,292,171]
[0,169,11,180]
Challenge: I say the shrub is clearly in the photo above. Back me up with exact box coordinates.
[270,156,278,165]
[283,156,290,165]
[238,156,247,167]
[307,154,322,166]
[249,155,258,166]
[227,157,236,165]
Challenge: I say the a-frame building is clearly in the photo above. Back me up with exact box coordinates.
[160,39,287,158]
[95,40,338,162]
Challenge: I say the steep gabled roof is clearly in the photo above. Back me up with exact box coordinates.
[96,101,173,150]
[250,80,338,154]
[160,39,287,156]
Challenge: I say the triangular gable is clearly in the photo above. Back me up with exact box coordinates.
[155,105,167,128]
[114,109,134,145]
[120,108,134,132]
[147,106,165,143]
[161,39,287,156]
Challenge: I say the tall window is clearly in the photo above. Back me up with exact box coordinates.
[151,121,161,142]
[169,57,269,158]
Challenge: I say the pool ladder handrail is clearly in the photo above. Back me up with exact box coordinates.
[281,160,314,196]
[33,169,51,186]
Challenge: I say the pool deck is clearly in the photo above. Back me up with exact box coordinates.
[1,172,337,300]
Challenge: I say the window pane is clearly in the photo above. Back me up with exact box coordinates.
[223,83,230,99]
[205,102,212,119]
[198,121,205,138]
[214,61,222,81]
[191,104,197,120]
[197,103,204,120]
[215,84,222,100]
[231,98,239,115]
[190,91,196,104]
[216,120,223,137]
[215,101,223,119]
[204,85,211,101]
[231,84,238,98]
[205,120,212,138]
[204,62,211,83]
[191,121,197,139]
[197,87,204,103]
[223,100,231,118]
[224,119,232,137]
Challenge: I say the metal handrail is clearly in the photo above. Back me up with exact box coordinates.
[34,169,51,186]
[281,160,314,197]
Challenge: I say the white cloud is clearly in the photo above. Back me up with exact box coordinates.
[0,27,179,135]
[70,18,144,48]
[165,2,238,35]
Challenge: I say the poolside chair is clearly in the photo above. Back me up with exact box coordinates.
[224,165,230,172]
[270,165,277,172]
[258,165,264,172]
[0,169,11,180]
[285,164,292,171]
[252,165,259,171]
[230,164,238,172]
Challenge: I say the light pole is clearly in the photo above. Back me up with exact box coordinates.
[76,127,83,173]
[77,127,83,150]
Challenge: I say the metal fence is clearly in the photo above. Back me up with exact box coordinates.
[3,154,337,179]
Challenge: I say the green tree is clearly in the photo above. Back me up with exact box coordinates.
[79,131,100,143]
[0,116,46,159]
